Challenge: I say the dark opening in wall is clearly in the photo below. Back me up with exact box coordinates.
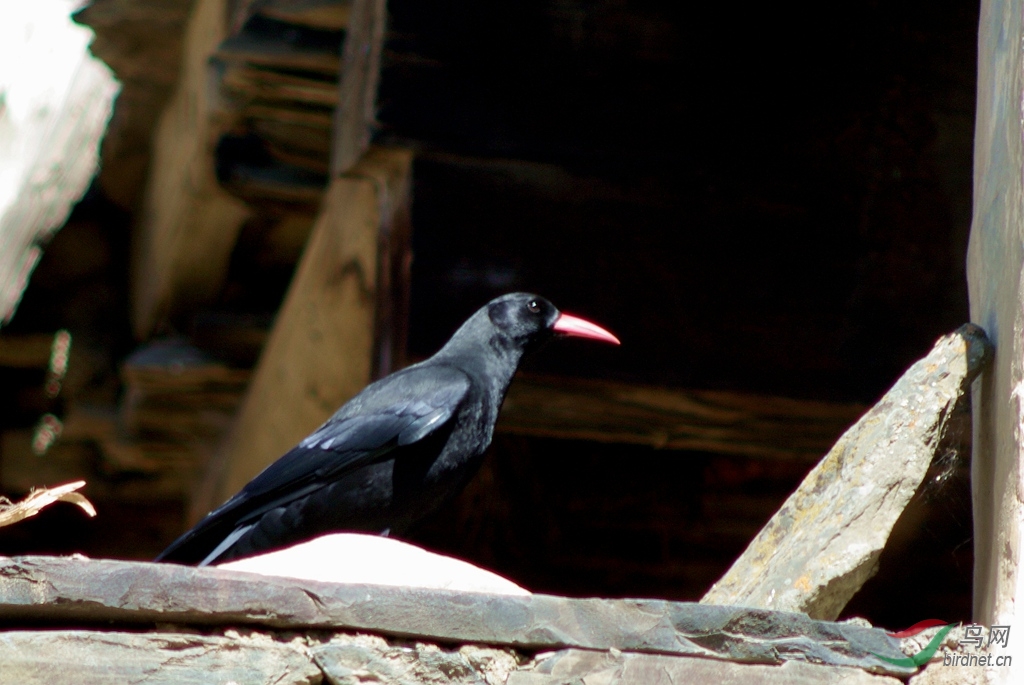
[379,0,979,626]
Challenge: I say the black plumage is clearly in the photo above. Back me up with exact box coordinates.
[156,293,619,565]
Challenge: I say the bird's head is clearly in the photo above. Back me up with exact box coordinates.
[433,292,619,388]
[486,293,620,350]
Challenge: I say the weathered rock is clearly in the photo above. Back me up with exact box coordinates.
[310,633,519,685]
[508,648,904,685]
[702,324,991,619]
[0,626,915,685]
[0,630,320,685]
[0,555,913,677]
[908,659,991,685]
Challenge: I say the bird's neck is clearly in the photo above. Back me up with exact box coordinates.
[433,314,525,400]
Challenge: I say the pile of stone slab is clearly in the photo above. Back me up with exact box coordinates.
[0,555,913,685]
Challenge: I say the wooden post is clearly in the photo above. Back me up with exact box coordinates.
[967,0,1024,675]
[202,147,412,512]
[331,0,387,175]
[131,0,251,338]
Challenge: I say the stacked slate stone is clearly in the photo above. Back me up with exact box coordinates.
[212,0,350,204]
[112,338,250,483]
[0,555,916,684]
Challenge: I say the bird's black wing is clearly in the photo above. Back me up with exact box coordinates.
[155,364,471,564]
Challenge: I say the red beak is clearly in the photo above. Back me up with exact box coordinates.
[552,313,620,345]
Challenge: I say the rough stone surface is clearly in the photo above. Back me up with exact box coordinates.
[0,555,913,677]
[508,648,904,685]
[909,660,993,685]
[310,633,520,685]
[0,627,916,685]
[702,324,991,620]
[0,630,320,685]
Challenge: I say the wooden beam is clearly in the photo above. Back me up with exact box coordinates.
[255,0,353,31]
[72,0,195,212]
[0,333,55,368]
[497,375,865,461]
[221,65,340,107]
[131,0,251,338]
[203,146,413,513]
[331,0,387,175]
[214,31,342,75]
[967,0,1024,652]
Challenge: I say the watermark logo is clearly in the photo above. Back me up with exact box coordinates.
[944,623,1012,668]
[872,620,1012,669]
[872,619,955,668]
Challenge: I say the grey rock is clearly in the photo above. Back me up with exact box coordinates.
[702,324,990,619]
[310,633,519,685]
[509,648,904,685]
[0,629,320,685]
[908,659,992,685]
[0,555,913,676]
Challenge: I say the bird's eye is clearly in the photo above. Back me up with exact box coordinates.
[526,300,541,314]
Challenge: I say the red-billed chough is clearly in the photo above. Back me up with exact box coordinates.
[156,293,619,565]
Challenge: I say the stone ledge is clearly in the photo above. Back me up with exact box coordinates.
[0,555,912,678]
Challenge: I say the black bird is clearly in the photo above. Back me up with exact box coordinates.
[156,293,619,565]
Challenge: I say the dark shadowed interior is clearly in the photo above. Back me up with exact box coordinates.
[0,0,979,630]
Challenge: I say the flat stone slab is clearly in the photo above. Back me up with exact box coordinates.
[309,633,519,685]
[0,630,321,685]
[0,555,913,677]
[510,648,904,685]
[0,630,910,685]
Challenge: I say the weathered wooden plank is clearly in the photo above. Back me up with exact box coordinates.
[0,630,320,685]
[0,333,55,368]
[0,11,119,326]
[220,164,327,204]
[498,375,865,460]
[243,103,334,128]
[0,556,911,676]
[701,324,990,620]
[132,0,252,338]
[265,141,331,175]
[221,65,340,107]
[331,0,387,174]
[72,0,195,212]
[0,432,95,492]
[214,31,342,75]
[966,10,1024,679]
[253,118,334,155]
[205,146,413,509]
[255,0,353,31]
